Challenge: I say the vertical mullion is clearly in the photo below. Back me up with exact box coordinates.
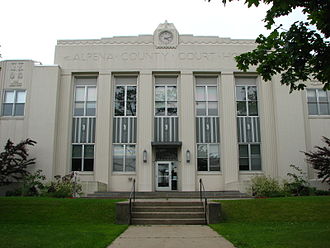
[248,144,251,171]
[123,145,126,172]
[82,145,85,171]
[12,90,17,116]
[124,86,127,117]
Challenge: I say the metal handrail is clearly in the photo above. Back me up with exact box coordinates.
[199,178,208,224]
[128,179,136,225]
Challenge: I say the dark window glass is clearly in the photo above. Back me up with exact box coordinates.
[126,101,136,116]
[237,101,247,116]
[72,159,82,171]
[115,86,125,100]
[84,159,94,171]
[115,101,125,116]
[248,101,258,116]
[2,103,13,116]
[197,158,208,171]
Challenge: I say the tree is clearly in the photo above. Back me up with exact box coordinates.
[0,138,37,186]
[304,136,330,185]
[208,0,330,92]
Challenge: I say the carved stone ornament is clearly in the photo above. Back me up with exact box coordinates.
[154,21,179,49]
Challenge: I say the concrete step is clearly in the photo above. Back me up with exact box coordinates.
[133,201,203,206]
[132,212,205,219]
[131,218,206,225]
[132,206,204,212]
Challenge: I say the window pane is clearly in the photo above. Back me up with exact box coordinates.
[239,145,248,157]
[72,145,82,158]
[155,101,165,116]
[319,103,329,115]
[84,145,94,158]
[75,87,85,101]
[318,90,327,102]
[86,102,96,116]
[80,118,87,143]
[87,87,96,101]
[127,86,136,101]
[84,159,94,171]
[307,89,317,102]
[155,86,165,101]
[247,86,257,100]
[4,91,15,103]
[209,144,219,158]
[251,144,260,156]
[236,86,246,101]
[115,86,125,101]
[208,86,217,101]
[308,103,318,115]
[72,159,82,171]
[14,103,25,116]
[196,87,206,101]
[167,101,177,116]
[209,144,220,171]
[2,103,13,116]
[197,158,208,171]
[167,86,177,101]
[16,91,26,103]
[208,102,218,116]
[239,158,249,170]
[237,101,247,116]
[197,144,207,158]
[115,101,125,116]
[126,101,136,116]
[125,145,136,172]
[113,145,124,172]
[248,101,258,116]
[74,102,84,116]
[210,158,220,171]
[196,102,206,116]
[251,158,261,170]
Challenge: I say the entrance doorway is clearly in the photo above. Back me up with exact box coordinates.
[156,161,178,191]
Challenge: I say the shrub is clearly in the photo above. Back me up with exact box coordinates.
[43,173,82,198]
[284,164,311,196]
[20,169,46,196]
[250,175,286,197]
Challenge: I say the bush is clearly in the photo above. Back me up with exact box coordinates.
[43,173,82,198]
[250,175,286,197]
[21,170,46,196]
[284,165,311,196]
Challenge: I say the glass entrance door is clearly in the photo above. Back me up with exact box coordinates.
[156,161,178,191]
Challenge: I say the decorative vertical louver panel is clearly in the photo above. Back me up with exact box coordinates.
[237,116,260,143]
[113,117,137,143]
[196,117,220,143]
[72,117,96,144]
[154,117,179,142]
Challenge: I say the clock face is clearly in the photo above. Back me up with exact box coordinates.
[159,31,174,44]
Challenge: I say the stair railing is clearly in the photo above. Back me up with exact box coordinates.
[128,178,136,225]
[199,178,208,224]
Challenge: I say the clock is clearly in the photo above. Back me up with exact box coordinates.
[159,31,174,44]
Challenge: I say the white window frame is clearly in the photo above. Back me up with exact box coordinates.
[196,143,221,172]
[72,144,95,172]
[238,143,262,171]
[1,89,26,116]
[154,84,178,116]
[73,85,97,117]
[195,84,219,117]
[235,85,259,117]
[114,84,137,117]
[112,144,136,173]
[307,88,330,116]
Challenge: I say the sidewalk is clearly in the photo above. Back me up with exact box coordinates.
[107,225,236,248]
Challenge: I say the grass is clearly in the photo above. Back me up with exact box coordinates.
[210,196,330,248]
[0,197,128,248]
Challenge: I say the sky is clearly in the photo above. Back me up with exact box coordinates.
[0,0,306,65]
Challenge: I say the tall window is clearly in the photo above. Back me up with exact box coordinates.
[236,79,261,171]
[113,77,137,172]
[72,77,97,172]
[195,77,220,171]
[2,90,26,116]
[307,89,330,115]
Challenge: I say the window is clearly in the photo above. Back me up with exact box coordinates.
[239,144,261,171]
[236,85,258,116]
[2,90,26,116]
[236,78,261,171]
[113,145,136,172]
[72,77,97,172]
[307,89,330,115]
[196,85,218,116]
[197,144,220,171]
[155,85,177,116]
[115,85,137,116]
[113,77,137,173]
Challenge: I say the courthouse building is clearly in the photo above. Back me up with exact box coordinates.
[0,22,329,194]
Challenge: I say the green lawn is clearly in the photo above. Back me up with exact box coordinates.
[210,196,330,248]
[0,197,128,248]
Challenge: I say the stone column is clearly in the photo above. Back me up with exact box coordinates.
[180,71,196,191]
[137,71,153,191]
[220,72,239,190]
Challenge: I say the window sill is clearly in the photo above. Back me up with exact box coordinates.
[197,171,222,175]
[308,115,330,119]
[73,171,94,175]
[0,116,25,120]
[239,171,264,175]
[112,172,136,175]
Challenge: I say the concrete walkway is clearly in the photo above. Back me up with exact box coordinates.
[107,225,236,248]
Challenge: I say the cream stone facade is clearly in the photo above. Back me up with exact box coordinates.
[1,22,329,194]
